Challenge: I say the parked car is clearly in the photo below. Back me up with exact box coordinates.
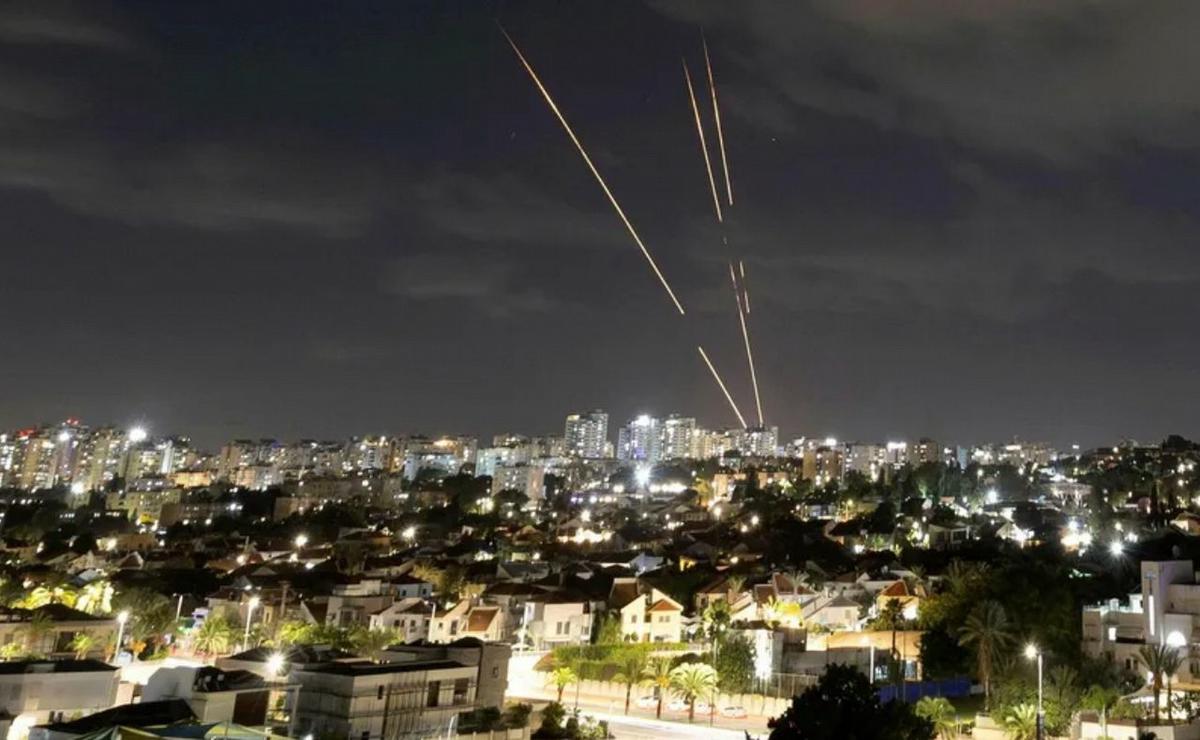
[635,695,658,709]
[667,699,689,712]
[695,702,712,715]
[720,706,748,718]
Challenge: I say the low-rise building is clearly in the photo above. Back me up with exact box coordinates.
[0,659,118,738]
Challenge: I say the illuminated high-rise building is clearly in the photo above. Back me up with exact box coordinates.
[661,415,696,460]
[564,411,608,459]
[617,415,661,464]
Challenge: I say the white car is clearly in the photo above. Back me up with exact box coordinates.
[667,699,689,713]
[695,702,713,715]
[720,706,748,719]
[635,695,658,709]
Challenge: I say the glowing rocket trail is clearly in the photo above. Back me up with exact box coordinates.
[500,25,686,315]
[703,36,733,207]
[733,265,764,426]
[683,60,723,224]
[697,345,747,427]
[739,259,750,314]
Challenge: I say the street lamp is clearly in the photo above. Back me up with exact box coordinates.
[244,596,261,651]
[115,610,130,661]
[293,534,308,549]
[266,652,285,678]
[1024,643,1044,740]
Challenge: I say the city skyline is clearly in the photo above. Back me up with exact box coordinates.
[5,2,1200,449]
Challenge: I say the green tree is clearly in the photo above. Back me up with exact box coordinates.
[956,600,1016,710]
[1081,684,1119,739]
[913,696,956,740]
[193,613,236,656]
[669,662,718,724]
[591,613,622,645]
[713,632,755,693]
[1001,703,1038,740]
[612,652,649,715]
[1044,665,1081,733]
[1139,643,1183,723]
[23,613,54,655]
[641,658,673,719]
[112,588,176,652]
[69,631,96,660]
[348,626,399,662]
[547,666,577,704]
[767,663,933,740]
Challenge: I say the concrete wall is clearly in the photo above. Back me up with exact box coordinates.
[1081,718,1200,740]
[526,676,794,718]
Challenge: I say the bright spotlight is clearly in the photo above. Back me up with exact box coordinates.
[128,427,148,444]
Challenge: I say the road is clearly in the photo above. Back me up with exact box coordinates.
[510,689,771,739]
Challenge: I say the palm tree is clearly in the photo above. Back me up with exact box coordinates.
[877,599,905,686]
[669,662,718,723]
[349,626,399,663]
[702,600,732,645]
[1081,684,1119,738]
[546,666,577,704]
[641,658,673,719]
[193,614,236,656]
[914,696,956,740]
[23,613,55,656]
[1164,648,1183,722]
[70,632,96,660]
[725,575,746,604]
[956,600,1016,711]
[1139,643,1182,722]
[613,652,649,715]
[75,581,113,615]
[1002,702,1038,740]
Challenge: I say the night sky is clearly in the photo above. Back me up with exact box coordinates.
[4,0,1200,449]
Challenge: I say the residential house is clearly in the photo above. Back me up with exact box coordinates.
[519,593,592,651]
[609,579,684,643]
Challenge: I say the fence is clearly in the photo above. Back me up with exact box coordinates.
[876,678,972,704]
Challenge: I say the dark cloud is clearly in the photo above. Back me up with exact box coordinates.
[1,0,1198,447]
[653,0,1200,159]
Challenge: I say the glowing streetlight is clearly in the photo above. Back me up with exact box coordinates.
[266,652,285,678]
[634,466,651,489]
[1109,541,1124,558]
[402,526,416,541]
[1024,644,1044,740]
[128,427,148,444]
[115,610,130,660]
[243,596,261,651]
[294,534,308,549]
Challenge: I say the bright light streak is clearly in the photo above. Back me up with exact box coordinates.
[683,59,723,224]
[697,345,747,427]
[729,261,763,425]
[703,36,733,207]
[500,25,685,315]
[739,259,750,314]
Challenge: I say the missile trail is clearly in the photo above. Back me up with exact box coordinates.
[499,25,686,315]
[739,259,749,314]
[697,345,747,427]
[683,60,723,224]
[733,264,764,426]
[703,36,733,207]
